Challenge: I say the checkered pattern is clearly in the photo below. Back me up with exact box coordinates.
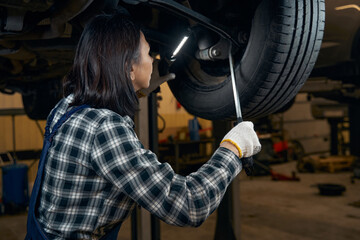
[37,95,243,239]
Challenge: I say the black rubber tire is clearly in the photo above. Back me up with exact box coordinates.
[168,0,325,120]
[22,79,62,120]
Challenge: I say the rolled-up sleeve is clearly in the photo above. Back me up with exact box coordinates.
[90,116,242,227]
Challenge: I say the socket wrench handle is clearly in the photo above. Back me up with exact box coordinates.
[228,42,254,176]
[228,44,243,124]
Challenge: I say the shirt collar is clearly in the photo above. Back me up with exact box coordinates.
[65,94,74,105]
[123,115,135,128]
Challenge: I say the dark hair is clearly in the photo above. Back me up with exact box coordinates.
[63,12,141,118]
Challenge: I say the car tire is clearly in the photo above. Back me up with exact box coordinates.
[168,0,325,120]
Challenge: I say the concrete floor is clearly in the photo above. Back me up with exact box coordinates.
[1,161,360,240]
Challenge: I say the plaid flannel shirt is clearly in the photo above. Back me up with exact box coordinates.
[37,94,243,239]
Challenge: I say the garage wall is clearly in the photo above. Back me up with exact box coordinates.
[273,93,331,155]
[157,84,212,141]
[157,87,332,156]
[0,93,45,192]
[0,93,45,154]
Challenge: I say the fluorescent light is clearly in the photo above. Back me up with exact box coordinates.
[171,36,189,58]
[335,4,360,11]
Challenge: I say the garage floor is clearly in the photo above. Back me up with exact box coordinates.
[1,161,360,240]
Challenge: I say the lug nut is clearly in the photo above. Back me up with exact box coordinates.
[211,49,220,57]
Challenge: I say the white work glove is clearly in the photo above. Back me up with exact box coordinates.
[137,60,176,97]
[221,121,261,158]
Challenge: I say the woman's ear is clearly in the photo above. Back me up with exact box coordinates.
[130,65,135,81]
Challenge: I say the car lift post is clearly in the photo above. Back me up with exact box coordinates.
[148,92,161,240]
[349,104,360,157]
[132,92,161,240]
[213,120,241,240]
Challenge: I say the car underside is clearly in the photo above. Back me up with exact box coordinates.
[0,0,335,120]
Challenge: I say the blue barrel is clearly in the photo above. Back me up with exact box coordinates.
[188,117,200,141]
[1,164,29,211]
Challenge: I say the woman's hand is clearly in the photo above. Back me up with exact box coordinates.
[137,60,176,97]
[220,121,261,158]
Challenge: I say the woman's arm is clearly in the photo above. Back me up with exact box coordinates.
[90,117,242,227]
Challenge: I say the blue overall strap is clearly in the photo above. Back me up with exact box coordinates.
[43,104,61,141]
[25,104,90,240]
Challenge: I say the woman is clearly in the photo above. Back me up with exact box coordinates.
[26,11,261,239]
